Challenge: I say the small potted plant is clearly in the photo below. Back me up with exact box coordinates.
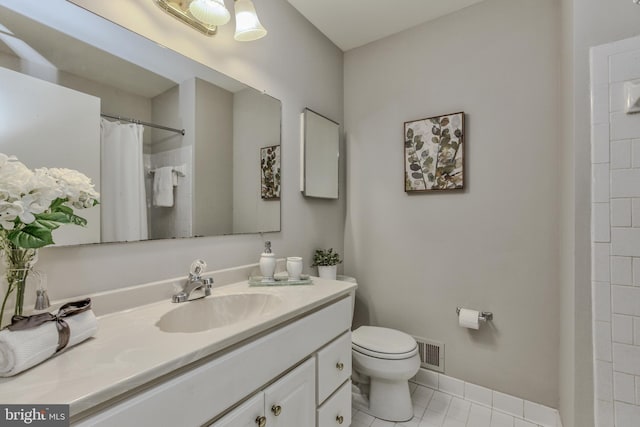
[311,248,342,280]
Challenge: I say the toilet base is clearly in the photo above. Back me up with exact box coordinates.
[352,377,414,422]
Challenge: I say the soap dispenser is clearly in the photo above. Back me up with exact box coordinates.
[259,241,276,281]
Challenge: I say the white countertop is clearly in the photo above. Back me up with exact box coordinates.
[0,276,355,417]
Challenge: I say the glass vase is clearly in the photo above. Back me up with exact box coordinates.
[0,242,38,329]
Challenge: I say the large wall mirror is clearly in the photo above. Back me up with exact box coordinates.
[0,3,281,246]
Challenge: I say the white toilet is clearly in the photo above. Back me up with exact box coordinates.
[338,276,421,422]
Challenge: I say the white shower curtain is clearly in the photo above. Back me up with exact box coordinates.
[100,118,149,242]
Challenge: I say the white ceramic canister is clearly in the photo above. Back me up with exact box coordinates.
[286,257,303,280]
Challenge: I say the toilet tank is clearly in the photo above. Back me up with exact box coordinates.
[336,275,357,322]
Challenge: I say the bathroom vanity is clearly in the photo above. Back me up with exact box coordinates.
[0,264,355,427]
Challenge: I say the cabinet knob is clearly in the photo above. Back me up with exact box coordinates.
[336,415,344,424]
[255,416,267,427]
[271,405,282,416]
[336,362,344,371]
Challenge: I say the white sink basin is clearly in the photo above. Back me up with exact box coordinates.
[156,293,282,333]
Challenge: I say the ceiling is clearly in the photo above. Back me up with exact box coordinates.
[286,0,487,51]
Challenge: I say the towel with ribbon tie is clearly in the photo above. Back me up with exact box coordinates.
[0,298,98,376]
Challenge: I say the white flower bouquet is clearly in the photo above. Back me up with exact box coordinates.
[0,154,99,248]
[0,153,99,327]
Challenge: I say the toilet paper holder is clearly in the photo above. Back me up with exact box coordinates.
[456,307,493,322]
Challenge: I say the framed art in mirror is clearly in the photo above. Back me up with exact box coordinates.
[260,145,281,200]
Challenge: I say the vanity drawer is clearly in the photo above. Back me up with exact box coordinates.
[316,331,351,403]
[317,380,351,427]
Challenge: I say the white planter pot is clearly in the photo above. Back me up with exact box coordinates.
[317,265,337,280]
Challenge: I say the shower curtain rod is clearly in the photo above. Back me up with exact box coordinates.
[101,113,185,136]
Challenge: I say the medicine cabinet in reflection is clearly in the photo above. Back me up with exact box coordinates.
[300,108,340,199]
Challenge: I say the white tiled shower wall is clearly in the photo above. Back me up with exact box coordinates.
[591,35,640,427]
[147,146,193,239]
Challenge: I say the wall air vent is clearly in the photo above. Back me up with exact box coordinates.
[414,337,444,373]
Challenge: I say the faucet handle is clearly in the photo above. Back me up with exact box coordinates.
[189,259,207,279]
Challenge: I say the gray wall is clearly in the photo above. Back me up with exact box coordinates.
[344,0,562,407]
[22,0,344,298]
[194,78,234,237]
[233,88,282,234]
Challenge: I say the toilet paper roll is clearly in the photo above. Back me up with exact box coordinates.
[458,308,480,330]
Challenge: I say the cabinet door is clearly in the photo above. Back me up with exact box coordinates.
[264,358,316,427]
[209,393,264,427]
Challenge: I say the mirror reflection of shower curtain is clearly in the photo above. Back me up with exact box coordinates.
[100,118,149,242]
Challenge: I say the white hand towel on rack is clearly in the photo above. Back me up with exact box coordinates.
[153,166,175,207]
[0,310,98,377]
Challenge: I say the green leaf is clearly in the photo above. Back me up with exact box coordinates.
[411,172,423,179]
[421,151,429,158]
[416,141,424,150]
[432,137,439,144]
[8,223,55,248]
[36,212,71,224]
[440,117,450,127]
[427,173,435,181]
[431,126,440,136]
[430,118,439,125]
[49,198,67,210]
[55,205,73,215]
[454,129,462,138]
[410,164,421,171]
[34,220,61,230]
[406,128,414,139]
[65,213,87,227]
[38,211,87,227]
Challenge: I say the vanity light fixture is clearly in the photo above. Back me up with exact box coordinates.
[233,0,267,41]
[154,0,266,41]
[189,0,230,26]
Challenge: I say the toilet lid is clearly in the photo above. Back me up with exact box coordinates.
[352,326,418,360]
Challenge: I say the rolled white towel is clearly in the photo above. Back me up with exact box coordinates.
[0,309,98,377]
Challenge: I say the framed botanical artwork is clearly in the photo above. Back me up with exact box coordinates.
[404,112,465,192]
[261,145,281,200]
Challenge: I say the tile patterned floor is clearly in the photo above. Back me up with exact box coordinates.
[351,383,547,427]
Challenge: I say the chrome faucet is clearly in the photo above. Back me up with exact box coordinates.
[172,259,214,303]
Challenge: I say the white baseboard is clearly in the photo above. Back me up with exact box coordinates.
[411,368,563,427]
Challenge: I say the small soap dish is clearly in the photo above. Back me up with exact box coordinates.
[249,274,313,287]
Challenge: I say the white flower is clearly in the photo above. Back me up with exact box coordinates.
[28,168,63,206]
[0,200,24,230]
[0,156,33,200]
[0,153,17,167]
[0,154,99,235]
[19,194,51,224]
[44,168,99,209]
